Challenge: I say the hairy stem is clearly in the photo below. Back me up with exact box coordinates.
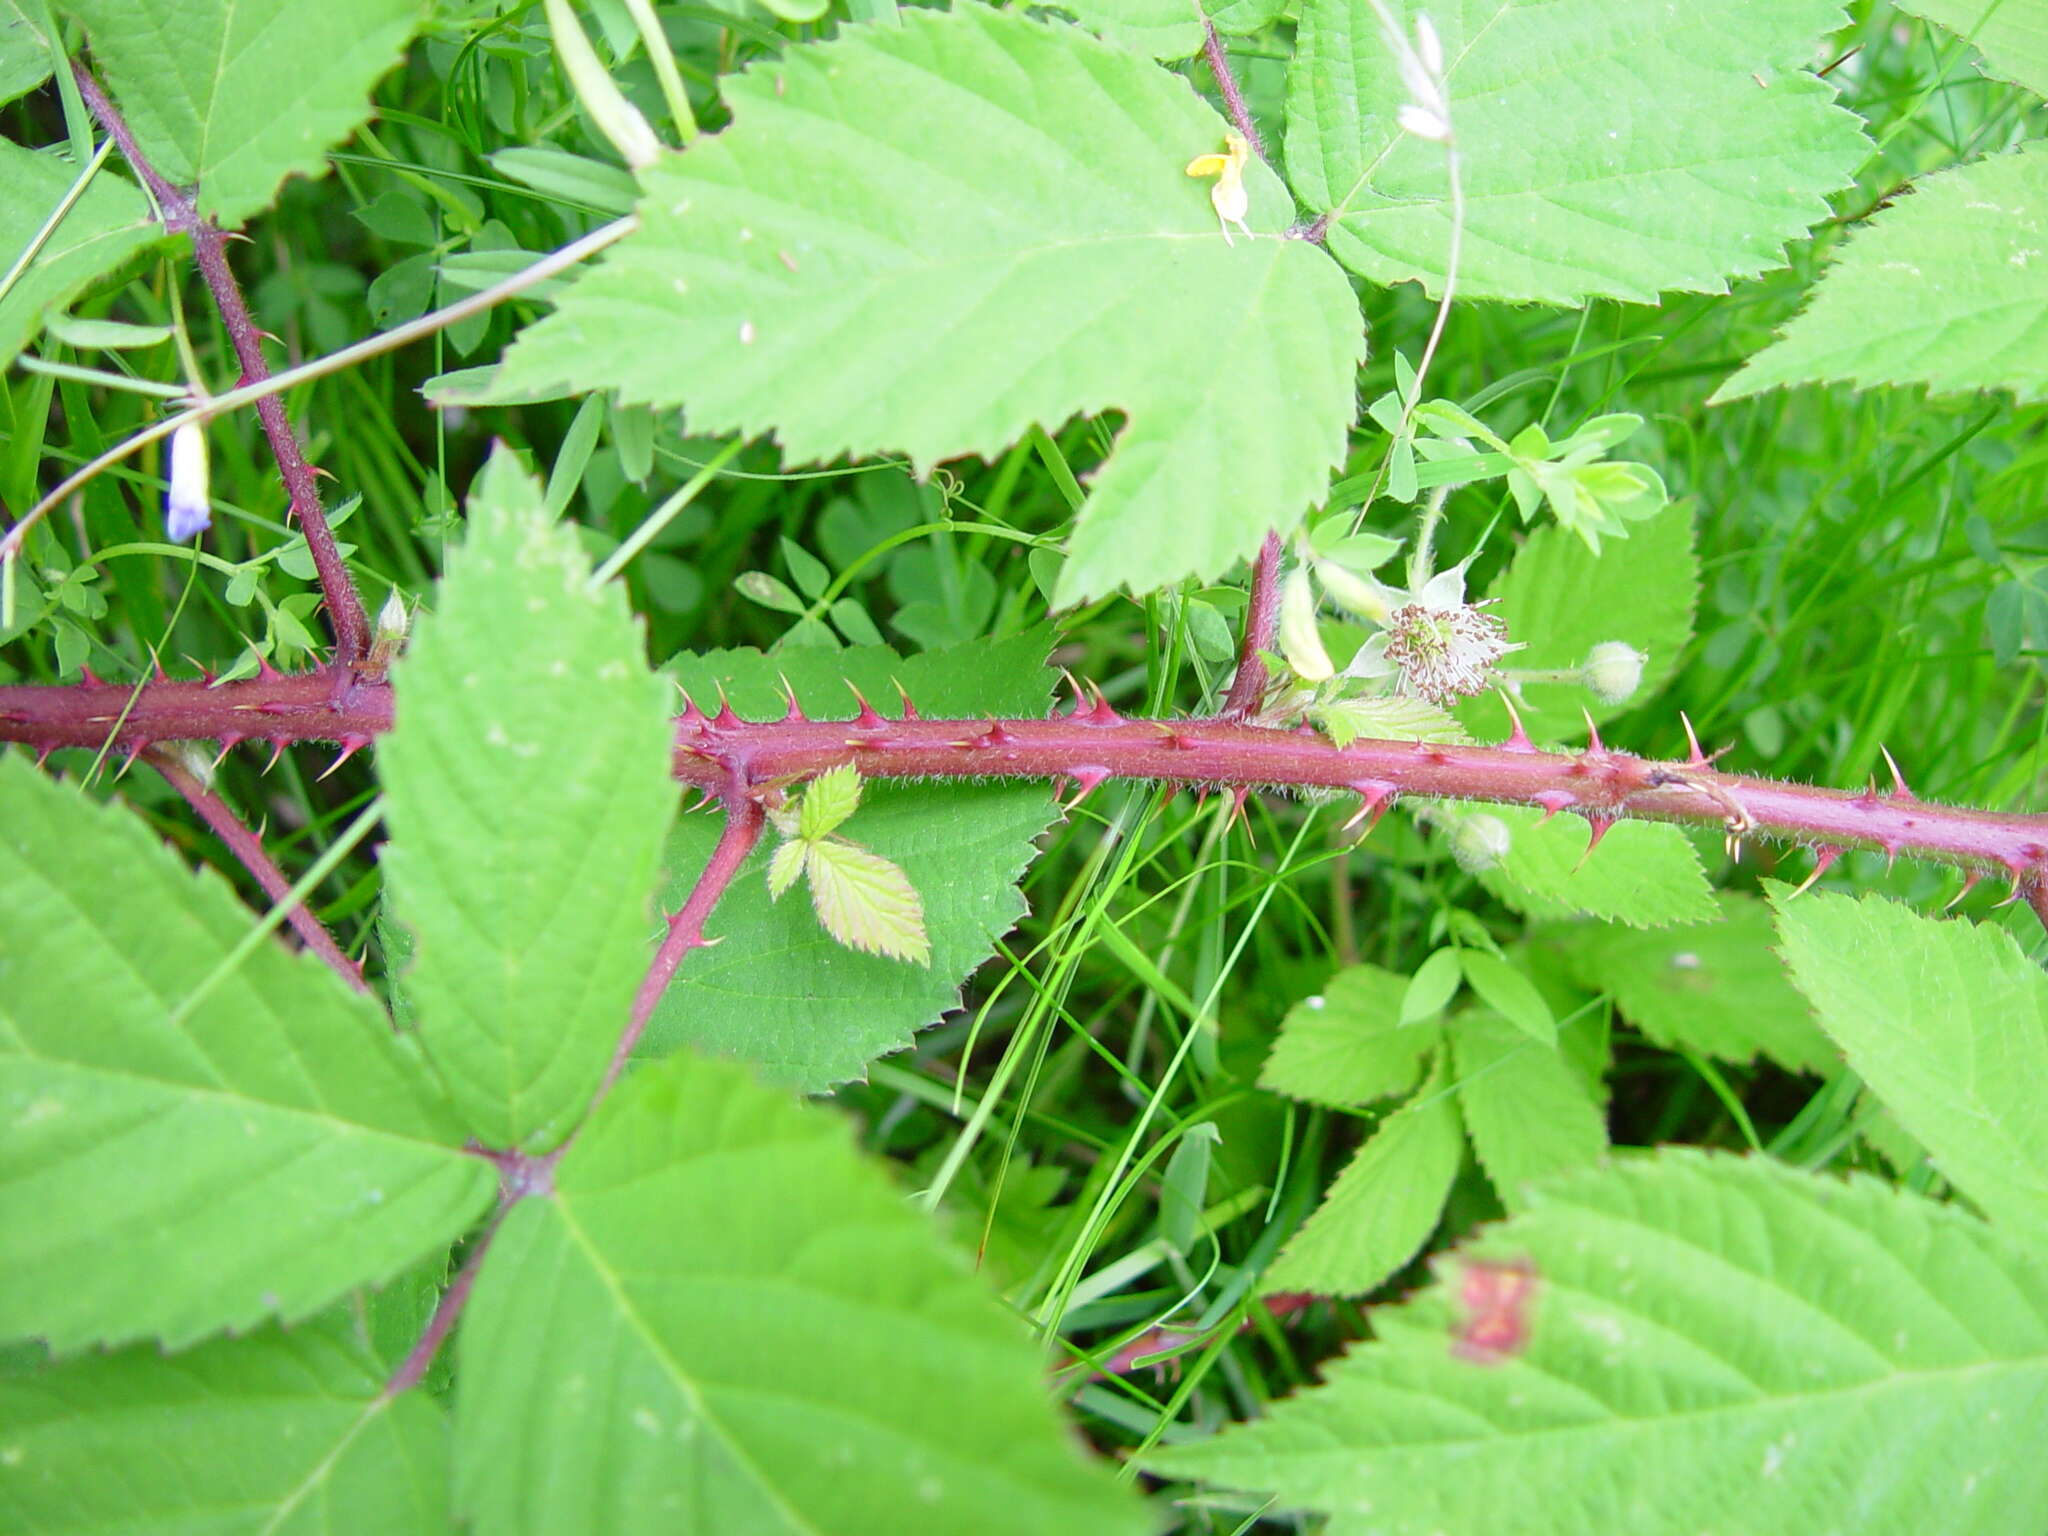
[8,669,2047,917]
[73,65,370,664]
[149,747,367,992]
[1220,531,1283,720]
[610,794,767,1091]
[1201,20,1265,160]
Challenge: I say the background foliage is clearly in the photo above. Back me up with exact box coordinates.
[3,0,2046,1531]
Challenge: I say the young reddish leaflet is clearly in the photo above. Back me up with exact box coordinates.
[1452,1259,1538,1363]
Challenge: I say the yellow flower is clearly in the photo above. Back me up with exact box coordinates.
[1185,131,1252,245]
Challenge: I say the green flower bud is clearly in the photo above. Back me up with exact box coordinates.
[1450,812,1511,873]
[1582,641,1646,706]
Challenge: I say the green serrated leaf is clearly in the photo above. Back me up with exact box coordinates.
[1452,1010,1605,1209]
[1260,964,1441,1105]
[1463,500,1698,744]
[765,837,806,900]
[1286,0,1869,303]
[489,5,1364,605]
[1263,1062,1463,1296]
[1476,806,1717,928]
[654,631,1057,1089]
[1894,0,2048,98]
[798,761,862,842]
[1050,0,1204,60]
[60,0,426,226]
[455,1051,1150,1536]
[378,448,678,1151]
[1458,950,1555,1045]
[1315,692,1465,748]
[1151,1150,2048,1534]
[1714,142,2048,405]
[1555,891,1833,1074]
[0,1318,455,1533]
[1771,886,2048,1237]
[0,755,493,1354]
[0,140,167,370]
[804,837,931,967]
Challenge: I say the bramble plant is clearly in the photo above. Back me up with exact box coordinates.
[3,0,2048,1530]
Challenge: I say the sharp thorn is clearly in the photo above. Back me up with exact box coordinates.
[78,666,103,687]
[1574,812,1614,870]
[318,734,372,781]
[1788,845,1841,898]
[1580,707,1605,755]
[1227,785,1255,842]
[261,739,288,774]
[1945,870,1983,912]
[1340,780,1396,835]
[891,678,919,721]
[679,693,706,728]
[212,733,244,769]
[845,682,884,730]
[1498,692,1536,752]
[1680,711,1707,766]
[1879,745,1915,801]
[1081,681,1122,726]
[1061,766,1111,812]
[1532,789,1576,825]
[711,684,740,730]
[778,673,805,722]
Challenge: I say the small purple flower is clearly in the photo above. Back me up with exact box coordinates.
[164,420,211,540]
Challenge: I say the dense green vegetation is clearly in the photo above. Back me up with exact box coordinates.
[2,0,2046,1530]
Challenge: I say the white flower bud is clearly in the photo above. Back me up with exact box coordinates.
[367,587,411,674]
[1582,641,1646,706]
[1278,565,1334,682]
[1449,812,1511,873]
[164,419,211,540]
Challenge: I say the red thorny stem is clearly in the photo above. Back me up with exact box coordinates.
[610,792,767,1098]
[71,64,370,665]
[9,668,2048,928]
[147,746,368,993]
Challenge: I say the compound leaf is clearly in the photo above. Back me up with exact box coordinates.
[653,631,1057,1090]
[1153,1150,2048,1535]
[1714,143,2048,405]
[1771,886,2048,1238]
[455,1050,1149,1536]
[489,5,1364,604]
[379,449,678,1151]
[0,755,493,1354]
[0,1319,453,1533]
[60,0,426,225]
[1287,0,1869,303]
